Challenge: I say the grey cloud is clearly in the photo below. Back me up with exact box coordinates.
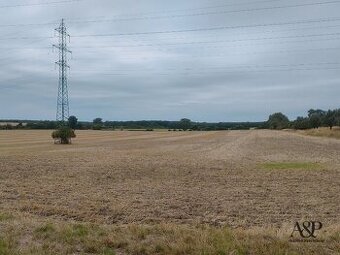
[0,0,340,121]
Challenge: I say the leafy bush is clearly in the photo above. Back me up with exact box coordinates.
[52,126,76,144]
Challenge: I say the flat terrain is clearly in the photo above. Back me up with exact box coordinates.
[0,130,339,254]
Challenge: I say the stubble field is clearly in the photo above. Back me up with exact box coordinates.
[0,130,339,254]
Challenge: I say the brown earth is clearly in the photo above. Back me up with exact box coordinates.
[0,129,339,230]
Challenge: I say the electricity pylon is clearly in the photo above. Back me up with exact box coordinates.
[53,19,72,123]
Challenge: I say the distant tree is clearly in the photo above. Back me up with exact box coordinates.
[26,121,57,129]
[308,109,326,118]
[191,125,199,131]
[77,122,83,130]
[307,109,325,129]
[68,116,78,130]
[4,124,13,130]
[324,110,336,129]
[293,117,310,130]
[52,126,76,144]
[309,114,322,129]
[92,125,102,130]
[104,121,115,130]
[93,118,103,130]
[179,118,192,131]
[93,118,103,125]
[267,112,290,130]
[334,109,340,127]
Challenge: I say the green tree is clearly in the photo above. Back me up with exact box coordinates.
[324,110,336,129]
[267,112,290,130]
[68,116,78,130]
[293,117,310,130]
[308,109,326,118]
[334,109,340,127]
[93,118,103,125]
[179,118,192,131]
[52,126,76,144]
[309,114,322,129]
[93,118,103,130]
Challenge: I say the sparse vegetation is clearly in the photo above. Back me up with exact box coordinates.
[0,221,338,255]
[0,213,13,222]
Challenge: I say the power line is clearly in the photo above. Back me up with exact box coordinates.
[0,0,85,9]
[2,22,340,51]
[0,36,54,41]
[72,0,284,17]
[0,21,58,28]
[2,2,340,28]
[67,62,340,75]
[68,32,340,48]
[187,46,340,58]
[2,66,339,77]
[1,15,340,32]
[2,34,340,51]
[71,19,340,37]
[65,0,340,24]
[2,46,340,60]
[71,62,340,72]
[1,37,339,55]
[117,23,340,42]
[1,47,339,69]
[12,37,340,53]
[69,67,340,76]
[55,22,340,45]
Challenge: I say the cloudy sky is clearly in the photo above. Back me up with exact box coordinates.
[0,0,340,122]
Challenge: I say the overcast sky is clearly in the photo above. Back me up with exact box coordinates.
[0,0,340,122]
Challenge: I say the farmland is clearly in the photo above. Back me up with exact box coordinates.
[0,130,339,254]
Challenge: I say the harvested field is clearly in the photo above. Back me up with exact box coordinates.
[0,130,339,254]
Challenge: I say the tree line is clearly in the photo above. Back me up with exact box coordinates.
[1,108,339,131]
[0,117,264,131]
[267,108,340,130]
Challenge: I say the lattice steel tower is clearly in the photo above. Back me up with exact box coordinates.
[53,19,72,123]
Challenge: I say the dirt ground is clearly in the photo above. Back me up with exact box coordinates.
[0,130,339,229]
